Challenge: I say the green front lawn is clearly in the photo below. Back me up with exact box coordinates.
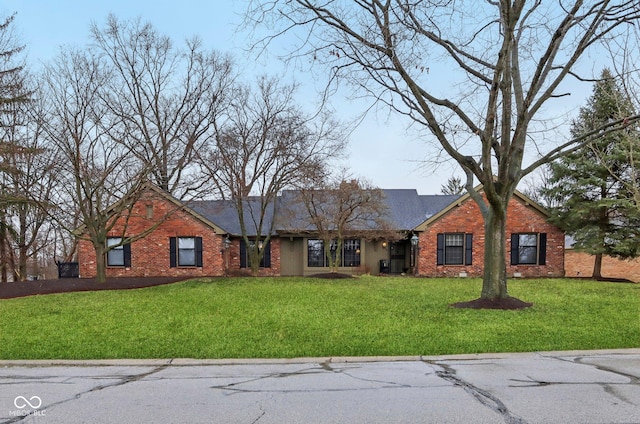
[1,277,638,359]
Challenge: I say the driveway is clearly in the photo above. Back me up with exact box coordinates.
[1,349,639,423]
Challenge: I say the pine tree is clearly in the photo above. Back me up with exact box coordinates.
[0,13,31,282]
[440,176,465,196]
[544,69,640,278]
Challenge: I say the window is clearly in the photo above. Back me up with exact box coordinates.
[307,239,325,267]
[445,233,464,265]
[307,239,361,267]
[510,233,547,265]
[240,239,271,268]
[437,233,473,266]
[342,239,361,267]
[107,237,131,267]
[178,237,196,266]
[169,237,203,267]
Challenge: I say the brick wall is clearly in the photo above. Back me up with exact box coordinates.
[565,250,640,282]
[78,190,226,278]
[226,238,282,277]
[418,194,565,278]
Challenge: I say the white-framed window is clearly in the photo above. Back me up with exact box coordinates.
[178,237,196,266]
[107,237,131,267]
[437,233,472,266]
[169,237,203,268]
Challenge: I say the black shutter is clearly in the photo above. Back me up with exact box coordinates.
[538,233,547,265]
[240,240,247,268]
[465,234,473,265]
[169,237,177,268]
[510,234,519,265]
[123,243,132,267]
[195,237,203,267]
[262,241,271,268]
[436,234,444,265]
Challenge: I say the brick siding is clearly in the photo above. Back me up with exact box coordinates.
[226,238,281,277]
[78,191,226,278]
[565,250,640,282]
[418,195,565,278]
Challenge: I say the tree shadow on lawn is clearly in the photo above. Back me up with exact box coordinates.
[0,277,187,299]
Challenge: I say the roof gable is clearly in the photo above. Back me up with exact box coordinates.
[413,186,550,231]
[143,184,228,234]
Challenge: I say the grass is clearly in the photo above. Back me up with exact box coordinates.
[0,276,638,359]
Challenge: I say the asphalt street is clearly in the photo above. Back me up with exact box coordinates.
[1,349,639,424]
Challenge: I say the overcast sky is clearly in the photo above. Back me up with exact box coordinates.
[3,1,593,194]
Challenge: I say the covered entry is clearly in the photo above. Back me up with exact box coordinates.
[389,241,410,274]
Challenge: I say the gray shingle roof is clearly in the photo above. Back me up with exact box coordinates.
[189,197,277,236]
[382,189,461,230]
[188,189,462,236]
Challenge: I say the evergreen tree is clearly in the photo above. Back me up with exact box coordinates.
[544,69,640,278]
[0,14,33,282]
[440,176,465,196]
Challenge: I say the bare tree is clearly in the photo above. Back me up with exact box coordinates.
[293,174,398,273]
[199,76,346,275]
[0,83,59,281]
[90,15,235,198]
[39,48,162,283]
[248,0,640,304]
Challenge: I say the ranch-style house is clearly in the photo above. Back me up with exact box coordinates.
[77,184,565,279]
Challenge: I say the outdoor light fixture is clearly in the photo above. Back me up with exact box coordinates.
[410,234,419,274]
[223,236,231,250]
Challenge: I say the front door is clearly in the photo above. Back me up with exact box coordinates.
[389,242,408,274]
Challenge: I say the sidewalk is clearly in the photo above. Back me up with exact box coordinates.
[1,349,639,423]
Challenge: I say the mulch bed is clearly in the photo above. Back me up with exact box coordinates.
[309,272,354,279]
[450,297,534,310]
[0,277,187,300]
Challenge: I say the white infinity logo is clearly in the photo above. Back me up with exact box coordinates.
[14,396,42,409]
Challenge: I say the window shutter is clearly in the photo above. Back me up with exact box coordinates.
[195,237,203,267]
[538,233,547,265]
[262,240,271,268]
[240,240,247,268]
[510,234,519,265]
[169,237,177,268]
[436,234,444,265]
[123,243,132,267]
[465,234,473,265]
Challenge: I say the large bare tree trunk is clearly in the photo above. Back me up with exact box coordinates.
[94,244,107,284]
[481,205,509,300]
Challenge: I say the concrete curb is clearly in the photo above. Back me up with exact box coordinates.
[1,348,638,367]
